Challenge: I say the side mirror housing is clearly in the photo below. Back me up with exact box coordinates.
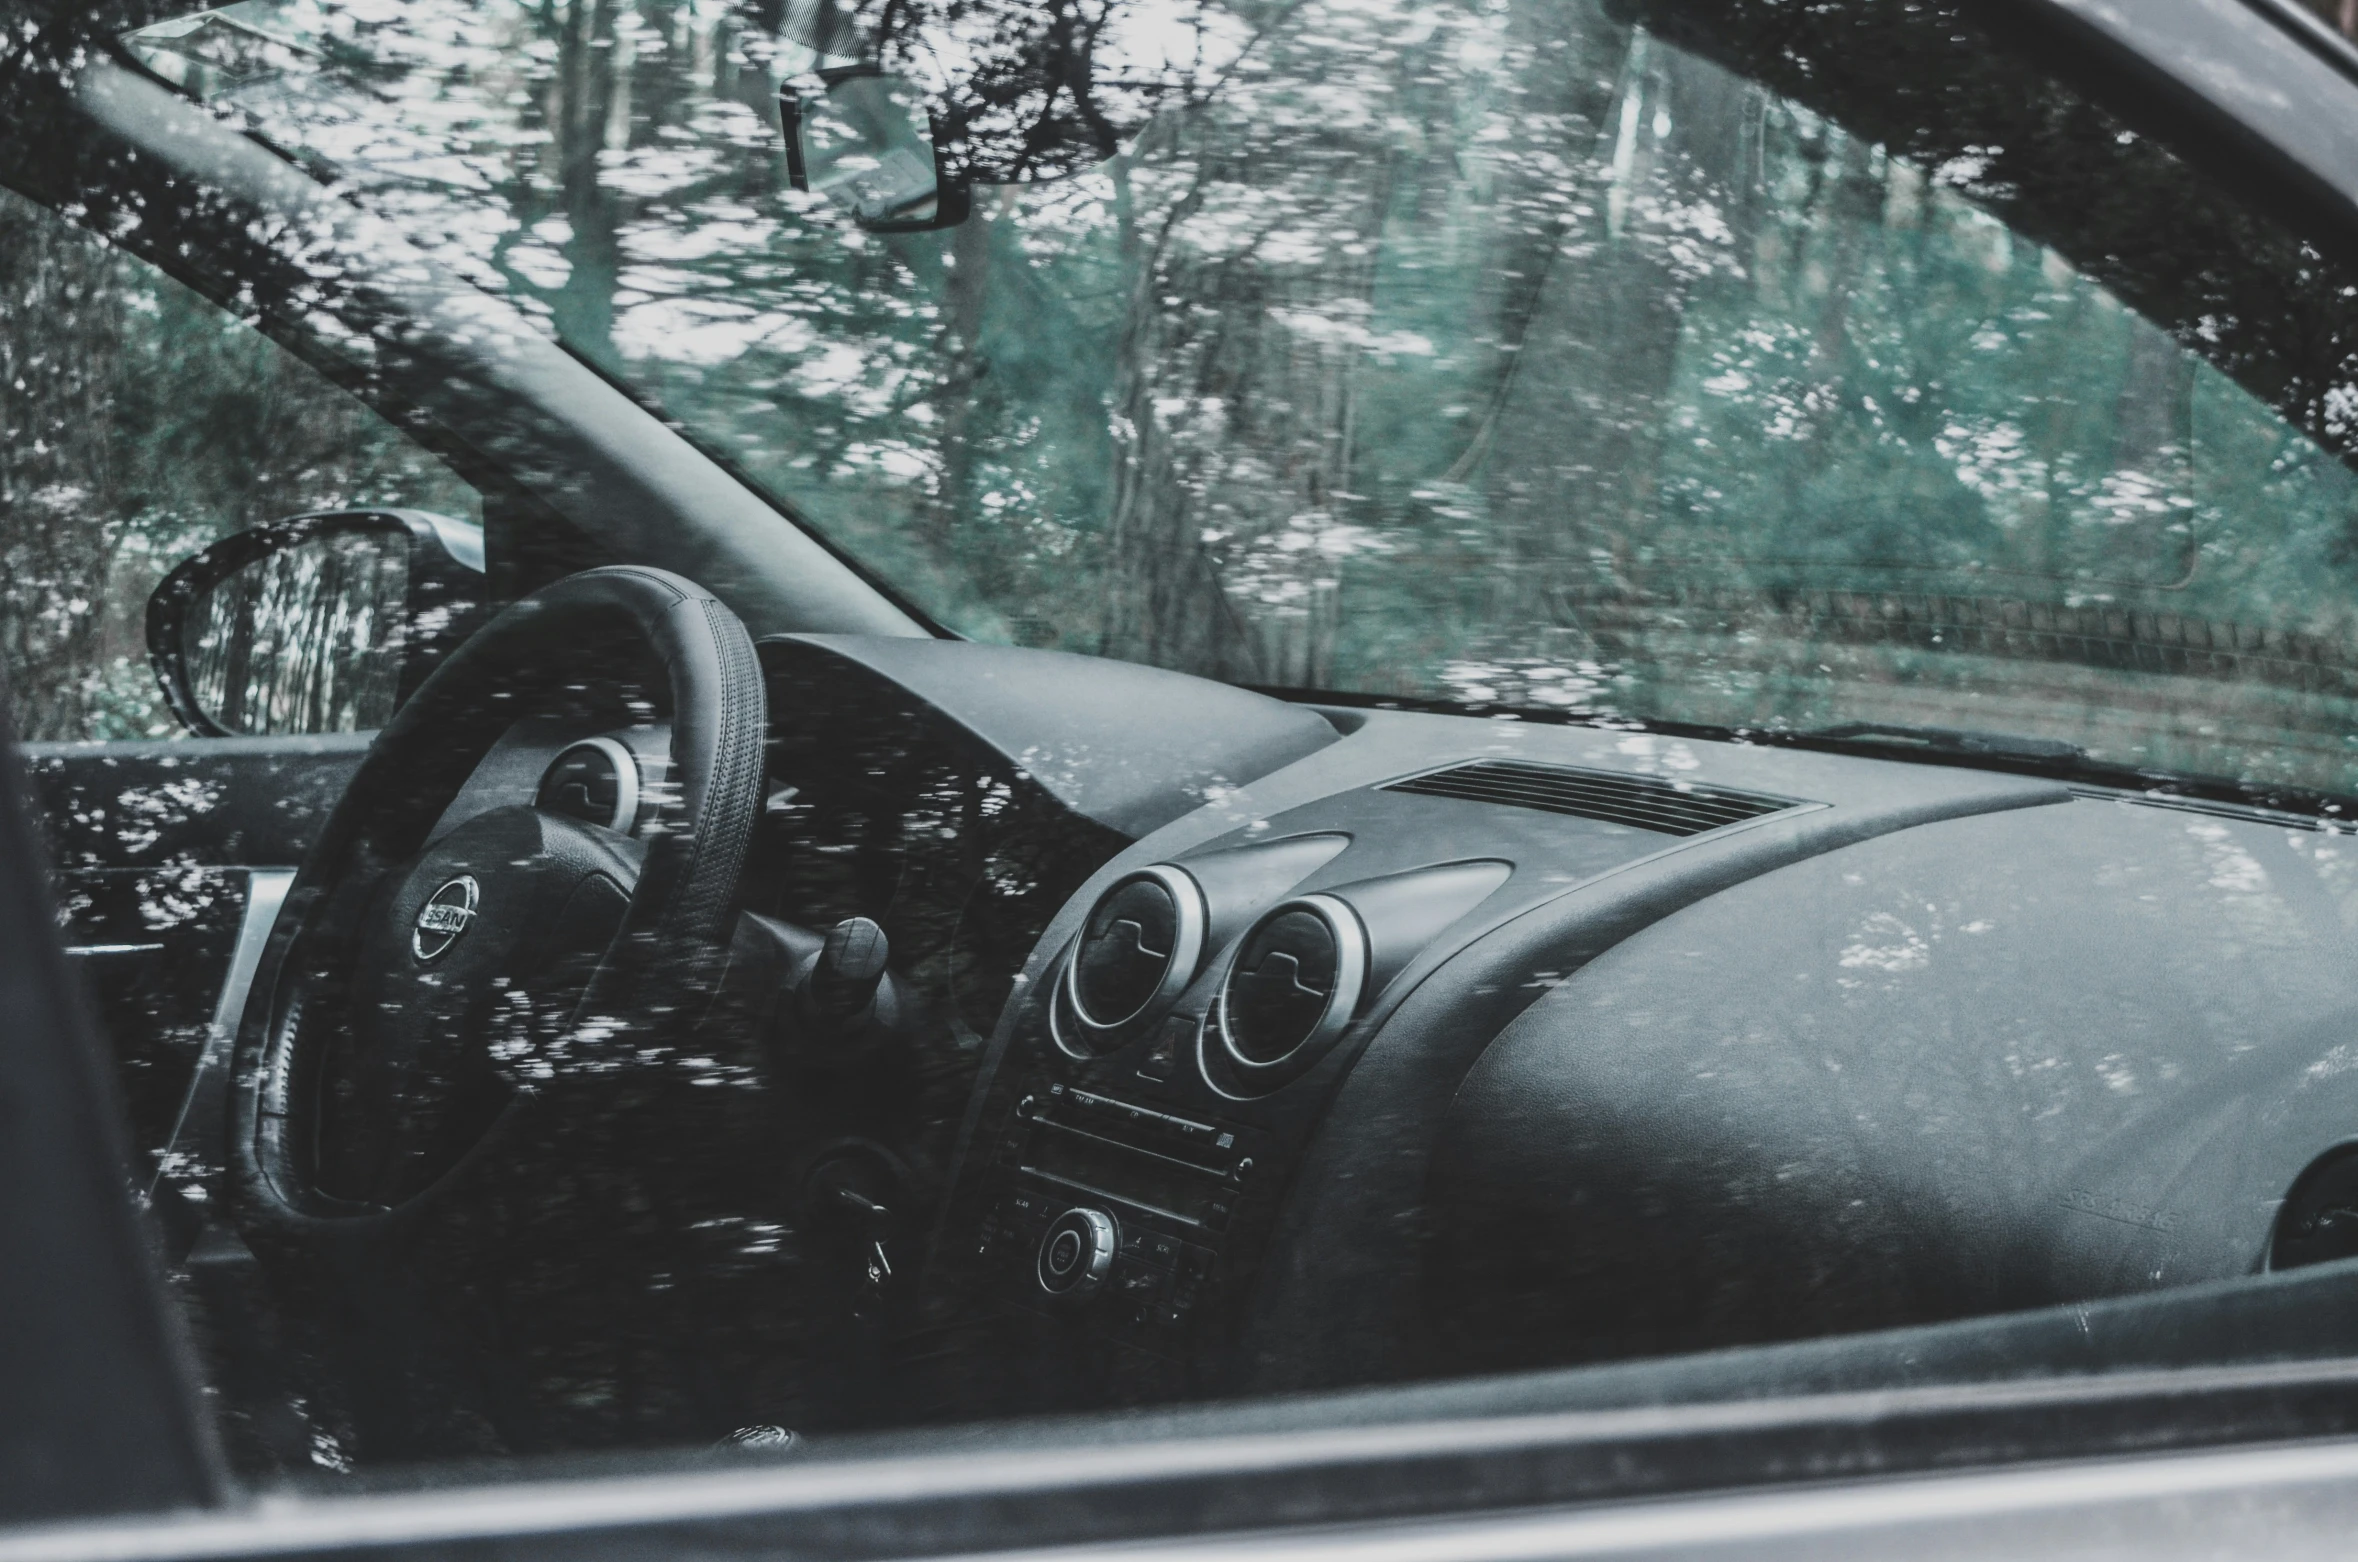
[145,508,487,738]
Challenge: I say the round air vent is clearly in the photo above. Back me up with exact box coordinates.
[536,737,641,833]
[1063,865,1207,1038]
[1217,893,1366,1071]
[2271,1145,2358,1271]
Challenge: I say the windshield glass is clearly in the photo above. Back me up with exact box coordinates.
[122,0,2358,800]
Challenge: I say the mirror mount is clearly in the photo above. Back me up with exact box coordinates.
[146,508,487,738]
[783,66,973,232]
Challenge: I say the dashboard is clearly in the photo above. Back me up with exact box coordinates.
[774,637,2358,1427]
[420,632,2358,1441]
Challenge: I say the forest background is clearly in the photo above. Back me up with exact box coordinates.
[11,0,2358,797]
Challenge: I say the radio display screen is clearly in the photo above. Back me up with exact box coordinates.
[1024,1126,1227,1225]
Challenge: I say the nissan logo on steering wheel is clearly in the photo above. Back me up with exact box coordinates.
[412,875,481,962]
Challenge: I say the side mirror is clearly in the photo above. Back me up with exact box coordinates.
[783,66,972,232]
[145,509,487,738]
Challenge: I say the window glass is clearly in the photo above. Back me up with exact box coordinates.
[20,0,2358,1499]
[0,184,480,742]
[123,0,2358,796]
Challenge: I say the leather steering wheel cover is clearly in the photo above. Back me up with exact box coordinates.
[232,566,766,1221]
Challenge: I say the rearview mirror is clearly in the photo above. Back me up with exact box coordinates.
[146,509,487,737]
[783,67,971,231]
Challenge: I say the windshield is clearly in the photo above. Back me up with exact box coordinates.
[122,0,2358,800]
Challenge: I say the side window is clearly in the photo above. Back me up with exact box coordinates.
[0,183,480,743]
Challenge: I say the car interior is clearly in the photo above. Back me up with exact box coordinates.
[20,0,2358,1497]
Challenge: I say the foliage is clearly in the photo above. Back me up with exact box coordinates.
[28,0,2358,798]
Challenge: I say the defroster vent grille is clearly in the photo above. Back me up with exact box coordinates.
[1383,759,1801,836]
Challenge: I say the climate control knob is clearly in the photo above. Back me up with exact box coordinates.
[1035,1207,1117,1302]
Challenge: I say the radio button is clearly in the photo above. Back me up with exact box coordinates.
[1114,1226,1184,1267]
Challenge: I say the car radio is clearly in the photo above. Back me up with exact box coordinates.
[973,1080,1264,1354]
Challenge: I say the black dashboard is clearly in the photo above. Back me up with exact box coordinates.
[231,629,2358,1447]
[720,636,2358,1429]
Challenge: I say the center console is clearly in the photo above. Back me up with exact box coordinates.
[935,780,1600,1409]
[974,1078,1271,1354]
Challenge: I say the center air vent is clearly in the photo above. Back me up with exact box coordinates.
[1064,865,1207,1038]
[1384,759,1797,836]
[1217,894,1367,1072]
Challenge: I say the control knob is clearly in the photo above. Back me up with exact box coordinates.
[1035,1207,1116,1303]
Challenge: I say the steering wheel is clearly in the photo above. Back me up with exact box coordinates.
[230,566,767,1224]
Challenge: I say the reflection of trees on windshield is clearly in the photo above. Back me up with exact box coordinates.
[79,0,2358,791]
